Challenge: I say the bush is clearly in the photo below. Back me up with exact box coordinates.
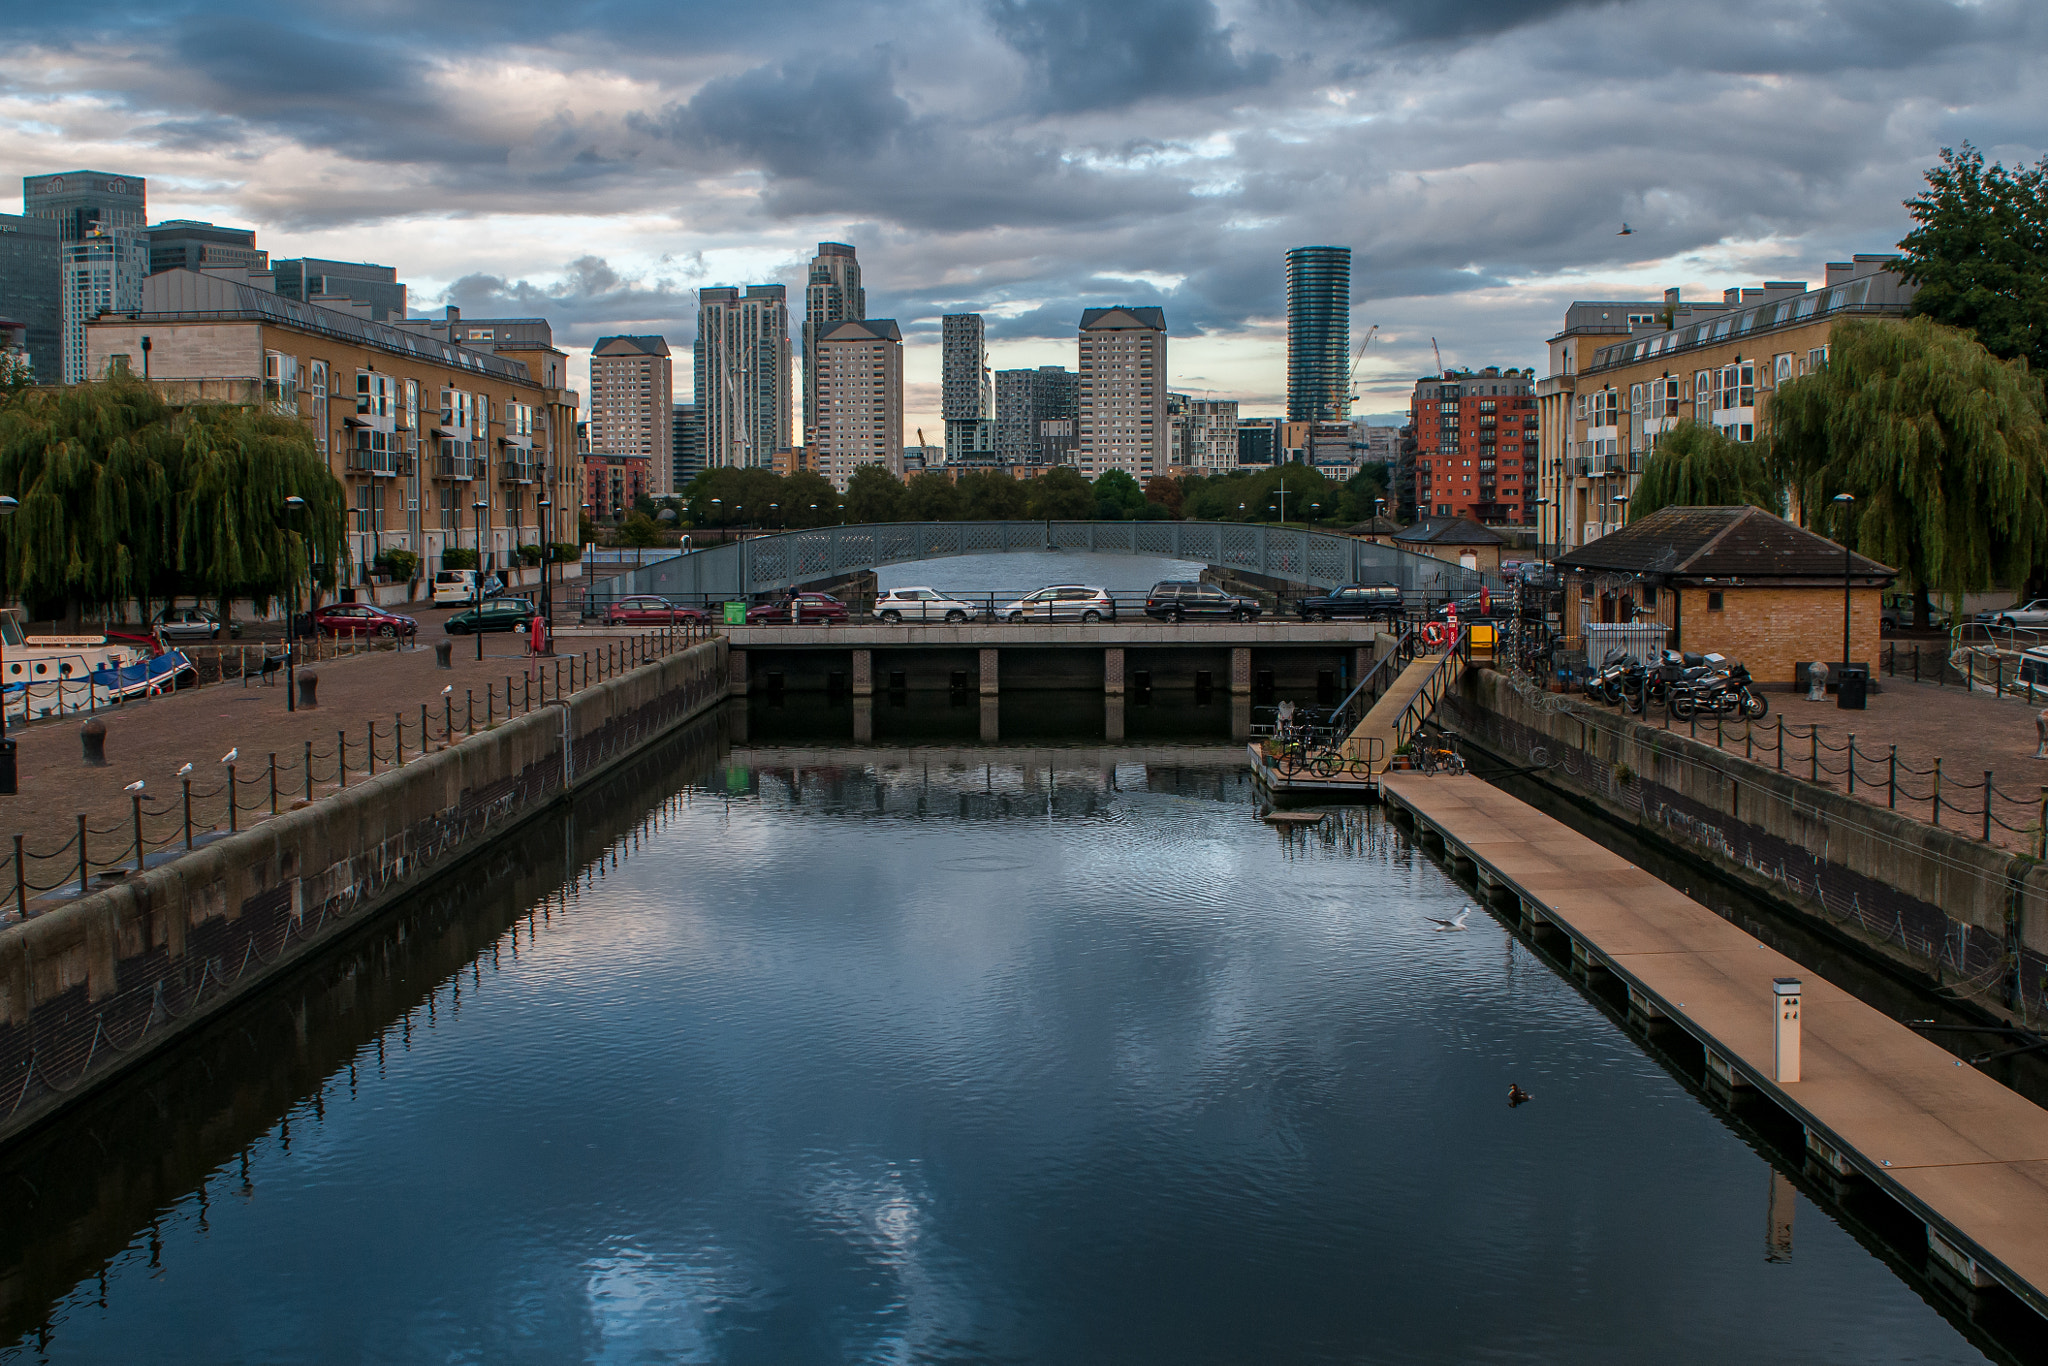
[517,543,543,567]
[442,547,479,571]
[374,548,419,581]
[549,542,582,563]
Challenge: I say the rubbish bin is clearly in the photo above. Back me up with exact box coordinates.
[1836,664,1868,710]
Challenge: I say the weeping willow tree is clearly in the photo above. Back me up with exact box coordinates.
[1767,317,2048,628]
[1626,421,1782,520]
[0,378,346,623]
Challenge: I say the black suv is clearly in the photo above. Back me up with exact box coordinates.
[1144,580,1262,622]
[1296,583,1405,622]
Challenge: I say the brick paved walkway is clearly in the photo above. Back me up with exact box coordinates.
[1,625,708,920]
[1644,677,2048,851]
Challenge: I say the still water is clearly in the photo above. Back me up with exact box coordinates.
[0,711,2008,1364]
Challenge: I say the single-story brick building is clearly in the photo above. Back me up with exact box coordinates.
[1393,517,1506,574]
[1553,505,1895,687]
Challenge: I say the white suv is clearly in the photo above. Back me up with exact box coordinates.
[1000,585,1117,622]
[874,586,977,623]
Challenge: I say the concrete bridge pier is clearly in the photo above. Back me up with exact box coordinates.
[852,649,873,698]
[1231,647,1251,696]
[979,649,998,697]
[1231,696,1251,741]
[1105,648,1124,696]
[730,649,749,695]
[853,696,873,744]
[1106,696,1125,742]
[980,696,999,742]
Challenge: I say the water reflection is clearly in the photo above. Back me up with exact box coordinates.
[0,705,2019,1365]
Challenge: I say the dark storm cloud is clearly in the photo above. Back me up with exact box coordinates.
[1294,0,1620,42]
[444,256,702,347]
[984,0,1279,112]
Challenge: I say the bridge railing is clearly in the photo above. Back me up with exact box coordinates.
[606,521,1505,606]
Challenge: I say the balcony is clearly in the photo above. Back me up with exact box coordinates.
[435,451,477,480]
[500,456,536,485]
[347,431,400,477]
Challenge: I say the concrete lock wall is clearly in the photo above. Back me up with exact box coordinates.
[0,638,729,1146]
[1449,669,2048,1015]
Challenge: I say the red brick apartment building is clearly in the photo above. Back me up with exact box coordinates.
[1409,366,1537,524]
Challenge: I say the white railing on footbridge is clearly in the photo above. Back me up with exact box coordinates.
[604,521,1503,608]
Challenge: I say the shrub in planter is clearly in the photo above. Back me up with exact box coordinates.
[442,547,480,571]
[375,549,420,581]
[517,543,544,567]
[548,542,582,563]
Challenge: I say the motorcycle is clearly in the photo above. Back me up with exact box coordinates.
[1584,648,1635,706]
[1668,656,1768,722]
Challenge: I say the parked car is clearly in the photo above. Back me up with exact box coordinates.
[151,605,241,642]
[1880,592,1950,633]
[1296,583,1405,622]
[444,598,538,634]
[604,595,706,627]
[313,602,419,638]
[873,586,977,623]
[1434,589,1504,619]
[1143,581,1261,622]
[1973,599,2048,631]
[744,593,850,625]
[998,585,1116,622]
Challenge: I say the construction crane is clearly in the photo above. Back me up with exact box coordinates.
[1432,337,1445,375]
[1345,324,1380,405]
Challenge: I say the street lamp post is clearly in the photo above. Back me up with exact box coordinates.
[1533,496,1551,565]
[472,498,489,661]
[0,494,17,793]
[537,495,554,648]
[1834,492,1855,674]
[282,495,307,713]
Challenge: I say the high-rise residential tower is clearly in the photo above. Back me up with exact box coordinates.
[0,215,61,382]
[810,318,903,491]
[697,284,792,470]
[995,365,1079,466]
[803,243,864,444]
[1286,246,1351,423]
[588,336,675,496]
[1076,306,1168,478]
[25,170,146,383]
[672,403,705,487]
[941,313,993,462]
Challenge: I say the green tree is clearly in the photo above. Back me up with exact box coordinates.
[616,511,664,547]
[1898,144,2048,372]
[1092,469,1145,519]
[1767,317,2048,627]
[902,469,964,521]
[844,463,905,522]
[958,470,1028,519]
[1627,422,1782,520]
[1143,475,1184,516]
[782,471,840,526]
[1026,466,1094,519]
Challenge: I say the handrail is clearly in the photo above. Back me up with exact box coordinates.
[1328,626,1416,736]
[1385,627,1472,757]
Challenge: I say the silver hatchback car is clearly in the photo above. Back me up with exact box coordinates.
[874,586,978,623]
[999,585,1116,622]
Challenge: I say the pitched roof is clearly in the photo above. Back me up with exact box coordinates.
[1393,517,1504,546]
[1553,505,1895,583]
[1079,306,1167,332]
[592,334,671,356]
[819,318,902,342]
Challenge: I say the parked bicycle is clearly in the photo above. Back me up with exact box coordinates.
[1411,735,1467,776]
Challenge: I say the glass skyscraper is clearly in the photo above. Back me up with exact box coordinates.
[1286,246,1351,423]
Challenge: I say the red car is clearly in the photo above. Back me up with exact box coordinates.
[312,602,419,637]
[605,595,707,626]
[745,593,850,625]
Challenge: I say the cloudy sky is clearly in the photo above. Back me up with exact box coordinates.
[3,0,2040,432]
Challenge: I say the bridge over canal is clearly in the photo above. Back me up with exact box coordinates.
[604,520,1502,604]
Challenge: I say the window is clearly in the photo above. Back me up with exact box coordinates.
[1693,370,1709,423]
[1808,346,1829,372]
[309,361,329,455]
[1708,591,1725,611]
[264,352,299,414]
[1774,353,1794,386]
[356,371,392,418]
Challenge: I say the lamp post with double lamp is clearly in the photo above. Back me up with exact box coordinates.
[537,495,555,651]
[282,495,307,713]
[472,498,489,661]
[0,494,17,793]
[1834,492,1855,674]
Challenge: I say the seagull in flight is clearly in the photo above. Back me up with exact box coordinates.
[220,747,237,765]
[1617,223,1634,235]
[123,779,146,793]
[1426,905,1474,932]
[175,762,193,777]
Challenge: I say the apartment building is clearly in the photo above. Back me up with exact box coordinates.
[1537,257,1917,553]
[696,284,791,470]
[1076,306,1168,478]
[145,221,265,276]
[1409,366,1537,524]
[26,171,148,384]
[802,242,863,446]
[810,318,903,491]
[585,454,652,520]
[1167,394,1240,474]
[942,313,993,462]
[995,365,1079,466]
[86,269,579,583]
[1286,245,1351,422]
[588,335,675,496]
[0,214,59,382]
[673,403,705,486]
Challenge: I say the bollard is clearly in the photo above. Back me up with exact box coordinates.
[227,763,238,832]
[367,722,376,776]
[1889,746,1897,809]
[77,814,87,895]
[395,712,404,767]
[1933,758,1942,825]
[420,703,429,752]
[487,685,495,726]
[1984,770,1994,843]
[182,777,193,851]
[79,717,108,767]
[1776,715,1784,770]
[337,730,348,789]
[1774,978,1802,1083]
[297,669,319,709]
[12,833,24,918]
[269,752,278,814]
[131,796,144,873]
[304,739,313,804]
[2038,786,2047,860]
[467,689,475,734]
[1846,735,1855,795]
[435,640,453,670]
[443,693,453,742]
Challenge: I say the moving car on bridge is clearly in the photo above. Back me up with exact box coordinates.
[745,593,850,625]
[605,595,706,627]
[1295,583,1405,623]
[873,587,978,623]
[999,586,1116,623]
[1143,581,1262,622]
